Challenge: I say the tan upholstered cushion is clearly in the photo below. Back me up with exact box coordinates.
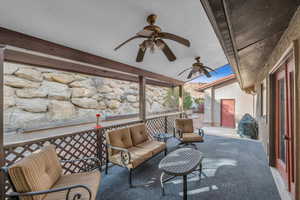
[109,147,152,169]
[129,123,149,146]
[181,133,203,142]
[107,127,133,155]
[8,145,62,200]
[44,170,101,200]
[175,119,194,133]
[136,141,166,155]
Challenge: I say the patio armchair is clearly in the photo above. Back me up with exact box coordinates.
[175,118,204,149]
[105,123,166,187]
[1,145,101,200]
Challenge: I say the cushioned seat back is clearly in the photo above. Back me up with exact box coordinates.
[129,123,149,146]
[107,127,133,155]
[8,145,62,200]
[175,119,194,133]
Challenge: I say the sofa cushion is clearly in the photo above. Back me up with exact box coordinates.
[136,141,166,155]
[129,123,149,146]
[181,133,203,142]
[44,170,101,200]
[175,119,194,133]
[8,145,62,200]
[107,127,133,155]
[109,147,152,169]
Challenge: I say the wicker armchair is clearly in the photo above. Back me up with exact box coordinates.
[105,123,166,187]
[1,145,101,200]
[175,118,204,149]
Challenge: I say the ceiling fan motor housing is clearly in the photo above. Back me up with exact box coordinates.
[147,14,157,24]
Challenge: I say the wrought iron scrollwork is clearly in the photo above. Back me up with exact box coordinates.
[66,185,92,200]
[120,151,131,166]
[4,184,92,200]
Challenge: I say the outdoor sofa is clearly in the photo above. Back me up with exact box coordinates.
[105,123,166,187]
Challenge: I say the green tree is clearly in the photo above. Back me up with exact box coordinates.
[164,87,193,110]
[194,98,204,105]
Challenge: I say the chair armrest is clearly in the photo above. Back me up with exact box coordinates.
[6,184,92,200]
[197,128,204,137]
[61,157,101,172]
[106,144,131,166]
[107,144,129,152]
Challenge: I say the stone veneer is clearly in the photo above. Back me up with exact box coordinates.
[4,62,174,132]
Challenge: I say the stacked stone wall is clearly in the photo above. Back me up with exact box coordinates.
[4,62,173,132]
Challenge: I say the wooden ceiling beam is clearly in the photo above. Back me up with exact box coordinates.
[4,49,175,88]
[0,27,184,86]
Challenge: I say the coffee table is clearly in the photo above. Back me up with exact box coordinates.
[153,133,173,143]
[158,148,203,200]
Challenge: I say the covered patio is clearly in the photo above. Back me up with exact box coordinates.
[99,135,280,200]
[0,0,299,200]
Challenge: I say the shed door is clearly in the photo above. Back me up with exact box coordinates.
[221,99,235,128]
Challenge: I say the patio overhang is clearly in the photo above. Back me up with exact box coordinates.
[200,0,299,90]
[0,28,183,87]
[0,0,229,84]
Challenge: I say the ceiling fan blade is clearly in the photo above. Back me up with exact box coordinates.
[204,66,216,72]
[156,39,176,61]
[159,32,191,47]
[114,35,145,51]
[177,67,192,76]
[187,70,195,79]
[136,47,146,62]
[137,30,154,37]
[203,69,212,78]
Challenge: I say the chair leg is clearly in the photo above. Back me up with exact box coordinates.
[199,162,202,178]
[192,143,198,149]
[160,172,165,196]
[164,149,167,156]
[129,169,133,188]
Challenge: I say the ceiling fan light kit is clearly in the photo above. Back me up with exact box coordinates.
[178,57,216,79]
[114,14,190,62]
[114,14,214,80]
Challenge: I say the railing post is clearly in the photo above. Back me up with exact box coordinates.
[0,45,5,200]
[139,76,146,122]
[96,128,103,171]
[164,116,168,133]
[179,85,184,118]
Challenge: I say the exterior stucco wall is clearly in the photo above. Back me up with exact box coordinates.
[204,88,213,125]
[213,80,254,127]
[203,79,254,128]
[254,7,300,199]
[255,84,270,156]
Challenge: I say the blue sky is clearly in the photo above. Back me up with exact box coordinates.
[189,64,234,83]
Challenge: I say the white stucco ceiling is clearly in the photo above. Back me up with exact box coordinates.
[0,0,228,82]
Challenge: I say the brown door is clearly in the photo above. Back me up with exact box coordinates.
[286,56,295,194]
[274,55,295,193]
[221,99,235,128]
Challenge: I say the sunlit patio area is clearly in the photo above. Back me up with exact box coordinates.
[99,135,280,200]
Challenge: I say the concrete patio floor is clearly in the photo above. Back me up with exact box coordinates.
[98,135,280,200]
[202,127,240,139]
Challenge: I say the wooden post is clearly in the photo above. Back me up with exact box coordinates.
[164,116,168,133]
[139,76,146,122]
[179,85,184,118]
[0,45,5,200]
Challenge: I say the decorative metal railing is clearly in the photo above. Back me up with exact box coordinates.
[2,112,181,196]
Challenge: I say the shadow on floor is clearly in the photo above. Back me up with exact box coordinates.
[98,135,280,200]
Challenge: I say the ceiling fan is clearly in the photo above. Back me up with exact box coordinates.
[114,14,191,62]
[178,57,216,79]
